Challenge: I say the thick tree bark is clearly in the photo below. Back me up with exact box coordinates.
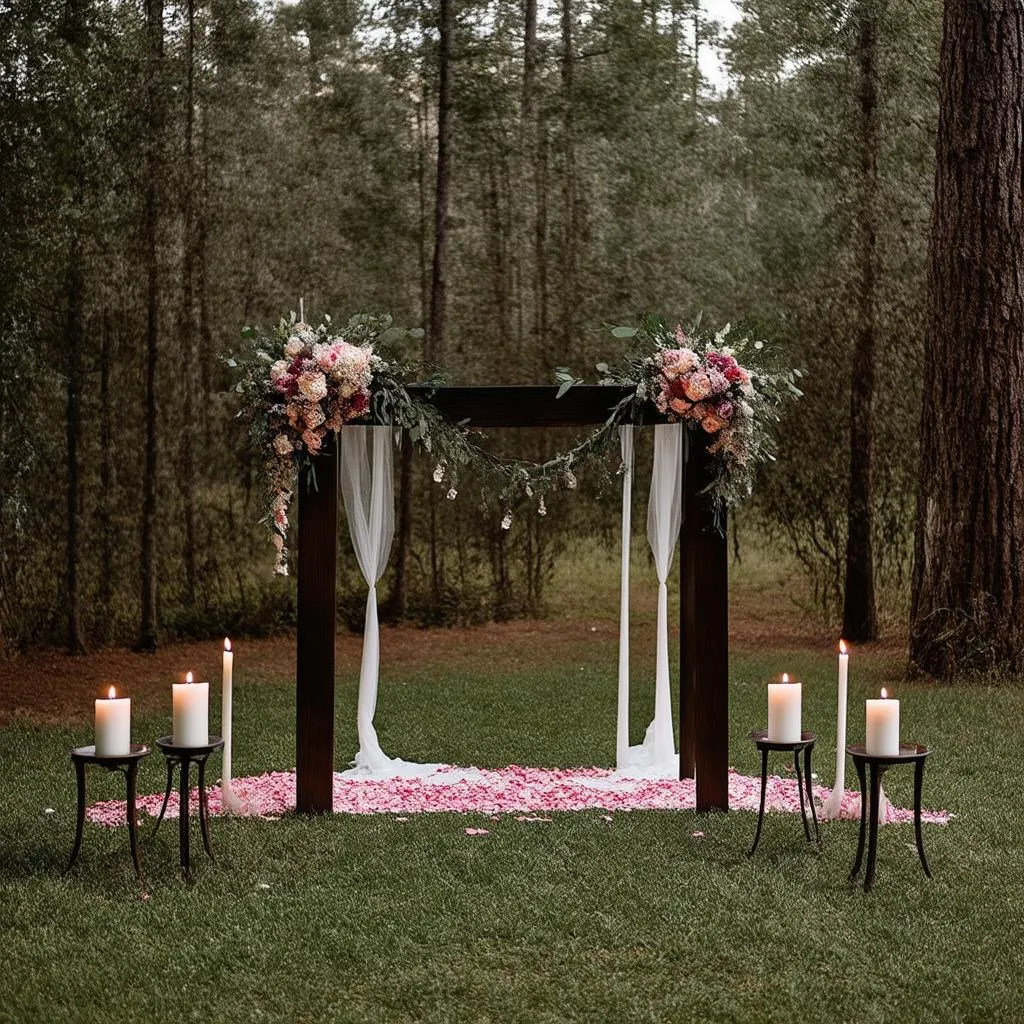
[910,1,1024,677]
[139,0,164,652]
[843,0,880,643]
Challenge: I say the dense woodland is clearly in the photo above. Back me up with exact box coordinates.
[0,0,944,653]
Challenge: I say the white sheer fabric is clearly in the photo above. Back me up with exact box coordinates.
[340,425,395,770]
[615,425,634,769]
[643,423,682,767]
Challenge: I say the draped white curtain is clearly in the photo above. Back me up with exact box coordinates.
[617,423,682,772]
[340,425,395,771]
[644,423,682,766]
[615,425,634,769]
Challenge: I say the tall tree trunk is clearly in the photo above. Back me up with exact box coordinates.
[843,0,880,642]
[910,1,1024,677]
[428,0,453,367]
[64,214,85,654]
[139,0,164,652]
[559,0,577,361]
[426,0,454,605]
[98,311,114,635]
[178,0,198,607]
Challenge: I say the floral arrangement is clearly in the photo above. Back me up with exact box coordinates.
[233,310,800,575]
[587,314,803,507]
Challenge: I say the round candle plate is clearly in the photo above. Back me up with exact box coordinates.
[749,729,817,753]
[72,744,150,763]
[155,735,224,757]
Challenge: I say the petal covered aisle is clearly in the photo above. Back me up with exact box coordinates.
[85,764,951,827]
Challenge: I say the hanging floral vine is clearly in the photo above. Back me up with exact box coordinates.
[231,311,801,574]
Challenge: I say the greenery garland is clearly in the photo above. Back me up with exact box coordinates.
[232,312,801,574]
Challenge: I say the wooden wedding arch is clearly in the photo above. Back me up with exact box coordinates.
[294,385,729,814]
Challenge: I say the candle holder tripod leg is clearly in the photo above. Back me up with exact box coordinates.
[126,762,143,881]
[749,748,770,856]
[850,756,868,881]
[153,760,175,834]
[793,752,811,842]
[178,759,191,880]
[913,759,932,878]
[67,760,87,874]
[864,763,883,892]
[198,757,215,862]
[803,746,821,844]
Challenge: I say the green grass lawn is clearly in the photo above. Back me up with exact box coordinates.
[1,639,1021,1024]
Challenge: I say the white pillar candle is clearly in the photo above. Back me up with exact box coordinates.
[95,686,131,757]
[768,673,802,743]
[222,638,234,783]
[173,671,209,747]
[866,688,900,756]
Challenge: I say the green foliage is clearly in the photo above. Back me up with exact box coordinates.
[0,0,944,646]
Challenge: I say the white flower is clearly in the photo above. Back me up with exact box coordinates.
[273,433,293,456]
[501,511,512,530]
[433,463,445,483]
[446,487,458,501]
[538,496,547,516]
[270,360,290,382]
[284,337,304,358]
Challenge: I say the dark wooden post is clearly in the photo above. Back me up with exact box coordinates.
[296,441,339,813]
[680,440,729,811]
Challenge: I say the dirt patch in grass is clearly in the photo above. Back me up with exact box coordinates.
[0,600,908,727]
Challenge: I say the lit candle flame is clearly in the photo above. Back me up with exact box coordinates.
[225,637,232,652]
[186,670,194,684]
[107,685,116,700]
[881,687,888,699]
[782,672,789,683]
[839,639,848,655]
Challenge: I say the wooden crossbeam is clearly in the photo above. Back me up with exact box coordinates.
[295,386,729,814]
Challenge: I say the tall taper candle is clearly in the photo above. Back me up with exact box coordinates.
[95,686,131,756]
[172,671,209,747]
[222,638,234,790]
[821,640,850,819]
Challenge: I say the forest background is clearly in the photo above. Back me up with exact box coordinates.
[0,0,937,653]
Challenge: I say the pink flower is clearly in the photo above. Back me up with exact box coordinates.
[725,365,749,385]
[705,351,738,373]
[269,360,290,382]
[714,399,735,421]
[298,370,328,403]
[302,427,323,453]
[661,348,699,379]
[674,323,688,346]
[707,368,729,395]
[684,372,712,401]
[669,397,691,416]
